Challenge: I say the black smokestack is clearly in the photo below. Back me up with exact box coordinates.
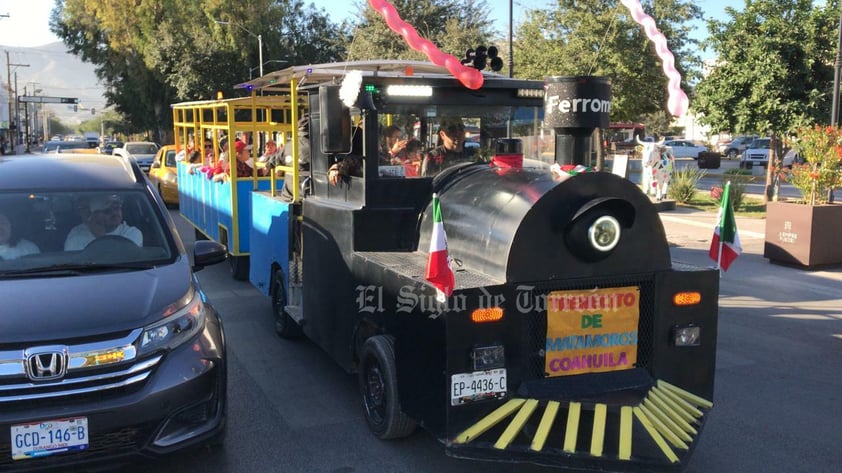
[543,76,611,166]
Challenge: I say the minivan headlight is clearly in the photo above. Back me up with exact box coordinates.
[139,288,206,355]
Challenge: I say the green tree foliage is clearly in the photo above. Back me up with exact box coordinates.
[343,0,496,61]
[49,0,346,142]
[515,0,701,122]
[694,0,839,134]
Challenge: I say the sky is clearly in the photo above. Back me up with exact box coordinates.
[0,0,60,47]
[310,0,730,49]
[0,0,730,48]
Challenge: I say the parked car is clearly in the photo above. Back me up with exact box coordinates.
[113,141,159,172]
[98,140,124,155]
[781,148,805,168]
[663,139,709,159]
[41,140,91,153]
[723,135,758,159]
[715,137,733,154]
[148,145,179,205]
[740,137,772,167]
[0,153,228,470]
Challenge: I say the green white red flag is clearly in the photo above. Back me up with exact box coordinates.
[708,181,742,272]
[425,193,455,301]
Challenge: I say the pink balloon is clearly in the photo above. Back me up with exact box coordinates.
[368,0,484,90]
[620,0,689,117]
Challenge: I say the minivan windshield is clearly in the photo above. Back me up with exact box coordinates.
[0,190,174,273]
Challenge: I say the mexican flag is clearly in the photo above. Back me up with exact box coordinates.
[425,194,455,301]
[708,181,742,271]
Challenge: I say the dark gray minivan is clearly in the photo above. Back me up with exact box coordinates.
[0,154,228,471]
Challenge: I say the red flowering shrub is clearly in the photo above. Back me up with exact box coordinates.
[785,125,842,204]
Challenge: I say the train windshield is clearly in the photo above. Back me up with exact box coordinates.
[375,105,551,178]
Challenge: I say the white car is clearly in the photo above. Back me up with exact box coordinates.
[740,137,771,168]
[663,139,708,159]
[781,148,805,168]
[113,141,160,172]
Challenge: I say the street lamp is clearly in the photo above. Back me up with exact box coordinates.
[215,20,264,78]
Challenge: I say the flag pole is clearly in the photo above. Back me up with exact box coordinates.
[716,181,730,275]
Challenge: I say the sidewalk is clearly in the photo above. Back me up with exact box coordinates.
[657,205,842,285]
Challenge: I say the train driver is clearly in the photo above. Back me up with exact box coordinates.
[421,117,476,177]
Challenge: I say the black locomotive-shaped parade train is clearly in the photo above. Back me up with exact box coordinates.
[293,71,719,471]
[177,62,719,471]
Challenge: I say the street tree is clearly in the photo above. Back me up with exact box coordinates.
[50,0,345,142]
[693,0,839,135]
[343,0,496,61]
[515,0,702,122]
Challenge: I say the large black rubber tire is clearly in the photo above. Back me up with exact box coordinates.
[727,149,738,160]
[229,254,249,281]
[271,269,302,339]
[358,335,416,440]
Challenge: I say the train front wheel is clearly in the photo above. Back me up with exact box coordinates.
[358,335,416,440]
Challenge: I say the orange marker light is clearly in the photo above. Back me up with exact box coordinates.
[673,292,701,306]
[471,307,504,323]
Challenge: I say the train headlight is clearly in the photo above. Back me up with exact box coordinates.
[672,324,701,347]
[588,215,621,252]
[564,198,633,262]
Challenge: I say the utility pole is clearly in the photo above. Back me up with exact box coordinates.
[5,51,29,152]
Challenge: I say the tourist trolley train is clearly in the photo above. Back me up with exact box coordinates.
[173,61,718,471]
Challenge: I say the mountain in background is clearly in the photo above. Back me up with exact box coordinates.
[2,41,106,125]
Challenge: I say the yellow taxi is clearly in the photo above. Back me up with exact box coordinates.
[148,145,179,205]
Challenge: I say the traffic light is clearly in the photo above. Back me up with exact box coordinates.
[461,45,504,72]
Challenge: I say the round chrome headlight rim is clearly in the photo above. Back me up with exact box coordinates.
[587,215,621,252]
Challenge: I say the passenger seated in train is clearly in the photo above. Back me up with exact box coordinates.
[327,124,364,186]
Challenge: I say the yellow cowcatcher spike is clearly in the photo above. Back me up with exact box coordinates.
[658,380,714,409]
[590,403,607,456]
[643,398,694,443]
[633,407,679,463]
[530,401,560,452]
[653,386,703,419]
[494,399,539,449]
[563,402,582,453]
[649,389,698,428]
[638,403,689,450]
[454,398,525,444]
[619,406,633,460]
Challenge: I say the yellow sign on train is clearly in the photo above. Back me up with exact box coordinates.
[545,286,640,377]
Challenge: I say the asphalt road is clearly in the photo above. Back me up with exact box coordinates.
[125,207,842,473]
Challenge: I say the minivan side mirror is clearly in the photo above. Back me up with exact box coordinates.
[193,240,228,272]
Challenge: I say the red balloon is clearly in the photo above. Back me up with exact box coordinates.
[368,0,484,90]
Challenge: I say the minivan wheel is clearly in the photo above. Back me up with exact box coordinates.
[271,269,302,339]
[358,335,416,440]
[728,149,738,159]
